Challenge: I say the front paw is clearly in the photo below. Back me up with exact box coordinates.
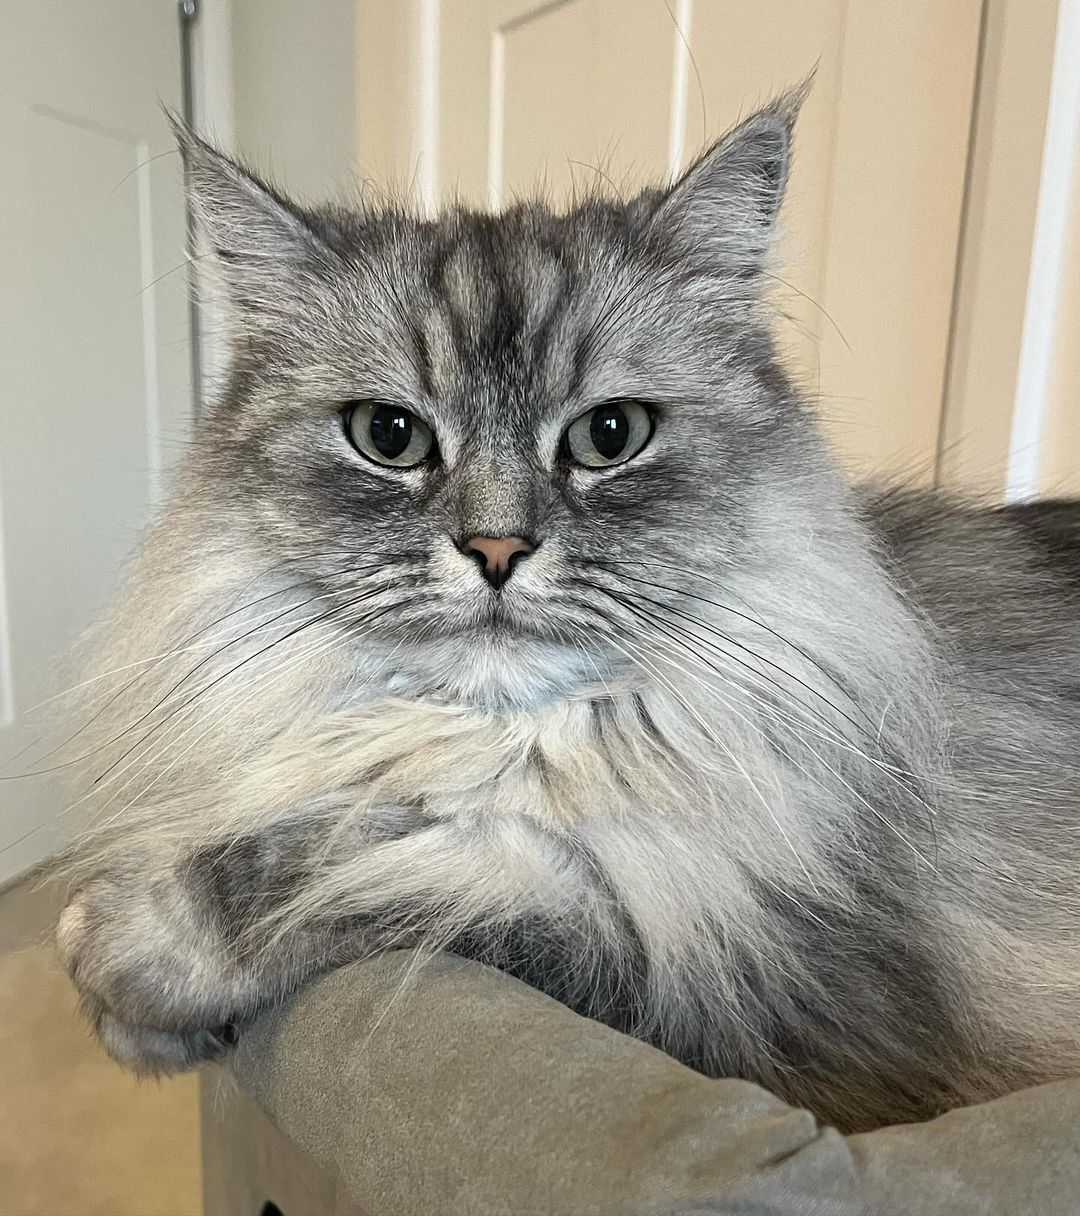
[57,871,258,1073]
[93,1011,243,1075]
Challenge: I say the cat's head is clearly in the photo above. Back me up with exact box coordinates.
[178,86,837,712]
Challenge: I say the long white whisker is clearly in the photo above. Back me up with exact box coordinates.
[63,603,402,857]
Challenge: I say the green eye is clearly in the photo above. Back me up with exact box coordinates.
[565,400,652,468]
[346,400,434,468]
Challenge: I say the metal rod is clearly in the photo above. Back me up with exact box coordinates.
[178,0,203,420]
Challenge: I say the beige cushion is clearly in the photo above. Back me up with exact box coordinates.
[205,951,1080,1215]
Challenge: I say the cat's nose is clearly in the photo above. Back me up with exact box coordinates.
[462,536,534,589]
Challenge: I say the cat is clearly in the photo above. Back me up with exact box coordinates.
[54,86,1080,1134]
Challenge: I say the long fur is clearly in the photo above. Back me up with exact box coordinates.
[48,91,1080,1133]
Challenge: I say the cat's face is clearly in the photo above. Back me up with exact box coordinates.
[182,92,821,710]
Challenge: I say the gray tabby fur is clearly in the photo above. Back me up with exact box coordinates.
[53,88,1080,1133]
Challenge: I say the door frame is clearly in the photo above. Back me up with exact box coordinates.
[939,0,1080,501]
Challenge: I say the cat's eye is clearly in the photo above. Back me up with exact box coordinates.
[564,400,652,468]
[345,400,434,468]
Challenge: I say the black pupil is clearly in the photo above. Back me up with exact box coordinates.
[369,405,412,460]
[590,404,629,460]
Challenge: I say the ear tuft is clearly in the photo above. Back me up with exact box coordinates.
[647,76,813,273]
[167,114,333,320]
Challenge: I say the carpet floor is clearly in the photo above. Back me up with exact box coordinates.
[0,876,202,1216]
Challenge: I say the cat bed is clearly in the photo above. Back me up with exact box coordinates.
[202,950,1080,1216]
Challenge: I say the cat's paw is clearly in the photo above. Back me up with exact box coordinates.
[57,871,258,1071]
[95,1011,240,1075]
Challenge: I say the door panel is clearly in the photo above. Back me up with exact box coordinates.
[805,4,983,478]
[358,0,982,479]
[492,0,674,206]
[939,0,1060,497]
[0,2,190,881]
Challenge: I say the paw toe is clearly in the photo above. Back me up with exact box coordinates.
[55,899,89,965]
[97,1013,235,1075]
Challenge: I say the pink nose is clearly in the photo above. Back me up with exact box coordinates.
[463,535,534,589]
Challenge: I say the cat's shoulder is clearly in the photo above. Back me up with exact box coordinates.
[859,484,1080,586]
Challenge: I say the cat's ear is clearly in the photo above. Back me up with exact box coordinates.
[170,116,335,322]
[646,79,810,273]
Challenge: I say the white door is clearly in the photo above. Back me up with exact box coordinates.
[356,0,981,480]
[0,2,191,882]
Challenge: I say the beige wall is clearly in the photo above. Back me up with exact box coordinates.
[937,0,1071,500]
[1037,146,1080,497]
[230,0,358,201]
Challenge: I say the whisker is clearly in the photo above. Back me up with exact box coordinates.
[72,599,408,854]
[592,559,882,738]
[576,571,873,757]
[608,591,937,873]
[636,591,942,811]
[90,585,399,787]
[4,555,397,775]
[590,562,963,809]
[576,573,941,862]
[2,594,399,862]
[597,580,926,786]
[5,580,379,782]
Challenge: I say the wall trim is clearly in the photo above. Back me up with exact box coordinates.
[1006,0,1080,501]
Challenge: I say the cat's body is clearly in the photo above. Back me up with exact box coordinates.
[54,93,1080,1134]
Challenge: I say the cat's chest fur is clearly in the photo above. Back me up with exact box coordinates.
[351,693,684,830]
[330,679,838,920]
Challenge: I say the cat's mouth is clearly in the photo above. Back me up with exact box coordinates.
[446,614,558,644]
[470,592,578,645]
[366,608,601,712]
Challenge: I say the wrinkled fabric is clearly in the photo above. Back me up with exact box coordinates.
[220,952,1080,1215]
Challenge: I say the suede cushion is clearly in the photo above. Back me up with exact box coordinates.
[225,951,1080,1215]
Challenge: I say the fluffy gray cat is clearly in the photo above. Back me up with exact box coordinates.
[54,89,1080,1134]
